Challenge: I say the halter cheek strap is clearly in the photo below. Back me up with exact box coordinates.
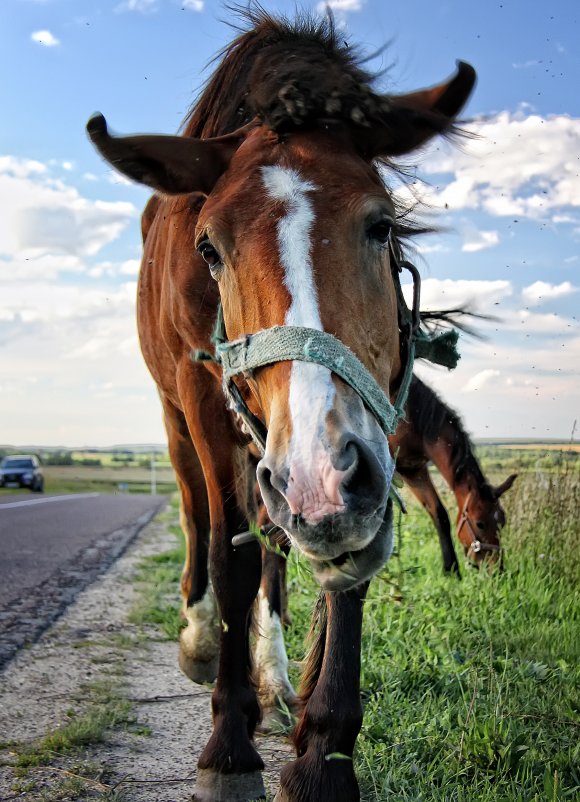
[191,250,459,454]
[457,492,502,558]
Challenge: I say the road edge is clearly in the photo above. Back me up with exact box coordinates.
[0,497,167,671]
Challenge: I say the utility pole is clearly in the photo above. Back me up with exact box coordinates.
[151,451,156,496]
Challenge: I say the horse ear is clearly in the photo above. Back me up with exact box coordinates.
[361,61,476,158]
[494,473,518,498]
[86,114,247,195]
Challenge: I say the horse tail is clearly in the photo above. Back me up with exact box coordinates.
[299,592,327,701]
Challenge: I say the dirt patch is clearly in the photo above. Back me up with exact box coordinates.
[0,511,291,801]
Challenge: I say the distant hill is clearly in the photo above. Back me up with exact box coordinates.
[0,444,167,453]
[474,438,576,446]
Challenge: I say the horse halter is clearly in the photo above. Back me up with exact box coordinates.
[191,241,459,454]
[457,491,502,559]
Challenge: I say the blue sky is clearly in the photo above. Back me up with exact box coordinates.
[1,0,579,445]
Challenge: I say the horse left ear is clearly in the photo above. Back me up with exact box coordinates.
[361,61,476,158]
[494,473,518,498]
[86,114,249,195]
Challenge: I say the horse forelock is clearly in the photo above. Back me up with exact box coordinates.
[182,7,385,140]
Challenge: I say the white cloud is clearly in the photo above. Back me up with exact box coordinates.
[86,258,140,278]
[31,29,60,47]
[116,0,157,12]
[0,156,47,178]
[0,281,162,447]
[0,254,84,283]
[316,0,363,13]
[462,369,500,393]
[421,111,580,222]
[521,280,578,306]
[181,0,203,10]
[462,229,499,253]
[403,278,512,312]
[504,309,579,335]
[414,241,448,255]
[0,155,137,260]
[0,282,137,327]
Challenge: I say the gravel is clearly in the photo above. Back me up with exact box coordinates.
[0,511,291,801]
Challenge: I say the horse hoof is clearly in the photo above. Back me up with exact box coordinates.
[179,646,218,684]
[192,768,266,802]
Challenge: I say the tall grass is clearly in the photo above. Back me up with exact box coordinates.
[284,457,580,801]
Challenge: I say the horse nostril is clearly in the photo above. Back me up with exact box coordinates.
[257,460,289,519]
[338,434,387,512]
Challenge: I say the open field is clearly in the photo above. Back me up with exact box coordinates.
[0,462,177,497]
[497,443,580,452]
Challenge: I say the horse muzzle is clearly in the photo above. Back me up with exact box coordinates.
[257,411,396,590]
[308,500,394,591]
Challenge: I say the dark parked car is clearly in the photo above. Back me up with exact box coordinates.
[0,455,44,492]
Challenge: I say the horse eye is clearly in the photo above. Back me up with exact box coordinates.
[476,521,485,530]
[367,219,393,245]
[197,240,222,273]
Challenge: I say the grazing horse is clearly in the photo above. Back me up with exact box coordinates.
[393,375,517,575]
[88,11,475,802]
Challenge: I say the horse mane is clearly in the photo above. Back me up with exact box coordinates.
[182,6,457,245]
[407,376,493,495]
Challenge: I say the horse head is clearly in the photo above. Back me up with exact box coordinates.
[87,62,475,591]
[457,472,518,566]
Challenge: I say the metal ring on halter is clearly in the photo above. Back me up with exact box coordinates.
[458,493,502,556]
[399,260,422,334]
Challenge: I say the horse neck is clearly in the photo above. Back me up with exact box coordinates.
[425,421,486,511]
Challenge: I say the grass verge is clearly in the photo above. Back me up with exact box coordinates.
[119,464,580,801]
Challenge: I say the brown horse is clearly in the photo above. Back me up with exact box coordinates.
[88,11,475,801]
[393,375,517,575]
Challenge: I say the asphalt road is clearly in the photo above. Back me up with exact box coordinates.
[0,492,167,668]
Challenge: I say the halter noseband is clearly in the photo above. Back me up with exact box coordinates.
[191,243,458,454]
[457,491,502,559]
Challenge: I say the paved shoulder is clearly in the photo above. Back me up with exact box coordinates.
[0,493,167,669]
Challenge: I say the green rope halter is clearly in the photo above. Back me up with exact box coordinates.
[191,256,460,454]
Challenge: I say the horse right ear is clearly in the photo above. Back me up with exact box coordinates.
[494,473,518,498]
[356,61,476,158]
[86,114,247,195]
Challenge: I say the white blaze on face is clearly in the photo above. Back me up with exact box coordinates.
[261,166,343,523]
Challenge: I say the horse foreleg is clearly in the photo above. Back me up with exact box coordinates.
[255,547,297,732]
[275,586,367,802]
[176,367,265,802]
[401,466,461,576]
[163,399,219,683]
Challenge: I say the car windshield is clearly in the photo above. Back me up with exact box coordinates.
[1,458,34,469]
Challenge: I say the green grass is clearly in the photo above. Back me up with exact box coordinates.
[128,518,186,640]
[126,461,580,801]
[282,463,580,801]
[13,681,137,773]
